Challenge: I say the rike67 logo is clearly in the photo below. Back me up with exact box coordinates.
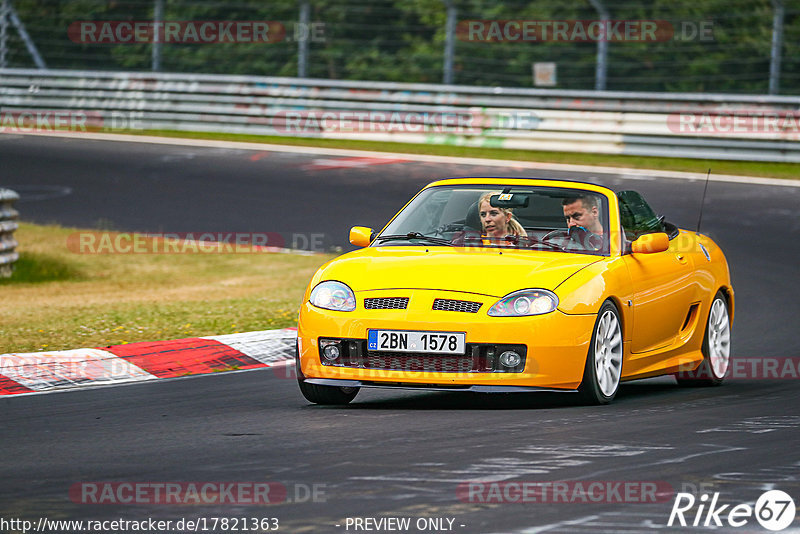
[668,490,796,531]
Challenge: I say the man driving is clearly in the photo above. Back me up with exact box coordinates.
[561,195,605,251]
[562,195,604,236]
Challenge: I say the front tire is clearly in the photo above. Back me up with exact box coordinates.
[675,291,730,387]
[579,301,623,405]
[298,380,359,405]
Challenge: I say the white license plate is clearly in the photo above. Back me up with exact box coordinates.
[368,330,466,354]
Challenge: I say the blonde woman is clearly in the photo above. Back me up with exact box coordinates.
[478,192,528,240]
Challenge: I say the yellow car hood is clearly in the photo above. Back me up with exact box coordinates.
[317,246,603,297]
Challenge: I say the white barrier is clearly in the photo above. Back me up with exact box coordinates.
[1,68,800,162]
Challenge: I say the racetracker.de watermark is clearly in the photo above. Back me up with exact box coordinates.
[457,481,674,503]
[0,353,146,383]
[668,111,800,136]
[678,357,800,380]
[0,110,147,133]
[69,482,326,505]
[270,110,487,135]
[68,21,286,43]
[284,358,800,381]
[457,20,713,42]
[66,232,326,254]
[0,110,101,132]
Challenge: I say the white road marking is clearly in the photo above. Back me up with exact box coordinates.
[697,415,800,434]
[502,515,602,534]
[302,156,409,170]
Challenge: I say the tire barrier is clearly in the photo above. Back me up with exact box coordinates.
[0,188,19,278]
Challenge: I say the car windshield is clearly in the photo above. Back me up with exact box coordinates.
[375,184,610,255]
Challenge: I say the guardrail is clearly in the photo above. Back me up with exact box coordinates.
[2,68,800,162]
[0,188,20,278]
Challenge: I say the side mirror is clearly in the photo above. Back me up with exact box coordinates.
[631,232,669,254]
[349,226,373,248]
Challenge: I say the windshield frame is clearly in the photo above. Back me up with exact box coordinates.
[372,182,614,257]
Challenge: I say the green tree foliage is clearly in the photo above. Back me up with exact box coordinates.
[2,0,797,94]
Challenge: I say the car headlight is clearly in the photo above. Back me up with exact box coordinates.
[487,289,558,317]
[309,281,356,312]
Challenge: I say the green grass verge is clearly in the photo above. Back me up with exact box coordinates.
[1,223,333,354]
[123,129,800,181]
[0,252,84,284]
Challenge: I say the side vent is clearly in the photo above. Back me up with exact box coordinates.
[681,303,700,332]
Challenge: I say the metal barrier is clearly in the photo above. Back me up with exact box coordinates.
[2,68,800,162]
[0,188,19,278]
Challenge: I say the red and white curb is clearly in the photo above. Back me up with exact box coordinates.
[0,328,297,396]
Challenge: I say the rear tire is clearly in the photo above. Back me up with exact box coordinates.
[675,291,730,387]
[578,301,623,405]
[298,380,359,405]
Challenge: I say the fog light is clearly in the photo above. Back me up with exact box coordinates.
[499,350,521,368]
[322,344,341,361]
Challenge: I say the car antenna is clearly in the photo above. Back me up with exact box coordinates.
[696,169,711,234]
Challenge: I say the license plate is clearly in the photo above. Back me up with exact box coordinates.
[368,330,466,354]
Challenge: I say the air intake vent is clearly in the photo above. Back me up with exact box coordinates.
[432,298,482,313]
[363,297,409,310]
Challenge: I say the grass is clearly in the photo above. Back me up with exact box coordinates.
[0,223,334,354]
[121,129,800,181]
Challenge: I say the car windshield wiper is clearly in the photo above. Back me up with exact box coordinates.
[376,232,454,246]
[478,235,564,251]
[528,239,564,251]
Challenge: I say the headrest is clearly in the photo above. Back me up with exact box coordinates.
[465,201,482,232]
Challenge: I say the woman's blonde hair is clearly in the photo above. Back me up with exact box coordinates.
[478,192,528,237]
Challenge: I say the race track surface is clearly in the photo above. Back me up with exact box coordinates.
[1,134,799,533]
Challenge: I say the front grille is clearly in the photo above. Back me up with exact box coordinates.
[364,297,409,310]
[432,298,482,313]
[365,353,477,372]
[318,338,526,373]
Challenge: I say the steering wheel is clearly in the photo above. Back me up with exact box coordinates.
[433,222,467,237]
[542,227,603,251]
[542,229,570,241]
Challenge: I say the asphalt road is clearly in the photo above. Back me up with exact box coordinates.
[1,134,799,533]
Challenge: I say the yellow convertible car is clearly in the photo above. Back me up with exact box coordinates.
[296,177,733,405]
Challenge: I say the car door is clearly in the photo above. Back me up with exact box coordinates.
[623,243,696,353]
[617,191,696,354]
